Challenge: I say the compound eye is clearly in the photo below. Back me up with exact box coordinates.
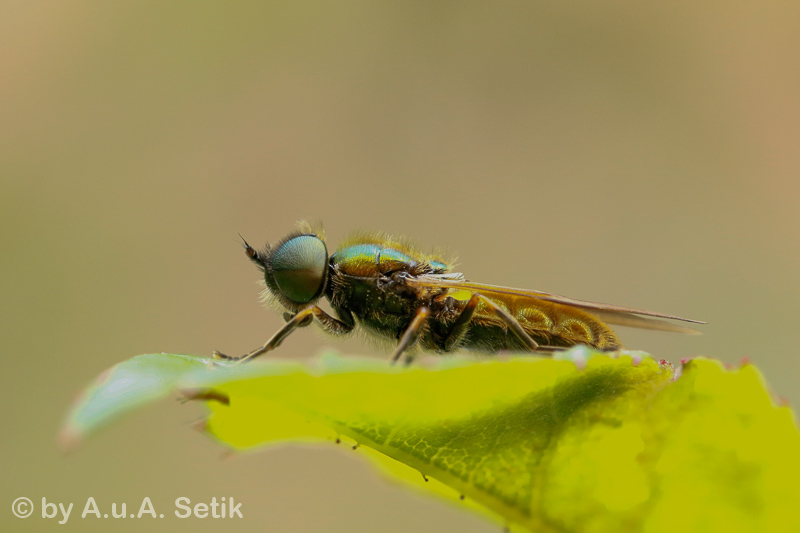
[270,235,327,303]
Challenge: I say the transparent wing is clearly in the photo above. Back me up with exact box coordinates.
[406,274,706,334]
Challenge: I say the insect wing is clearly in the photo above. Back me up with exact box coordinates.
[406,275,705,334]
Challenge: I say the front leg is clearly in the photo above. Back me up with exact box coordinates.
[213,306,353,364]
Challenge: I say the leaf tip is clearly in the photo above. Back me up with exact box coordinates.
[58,382,97,452]
[57,425,81,453]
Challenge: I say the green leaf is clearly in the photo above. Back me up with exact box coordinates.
[61,349,800,532]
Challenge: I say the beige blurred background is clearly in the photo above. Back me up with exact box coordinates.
[2,2,799,532]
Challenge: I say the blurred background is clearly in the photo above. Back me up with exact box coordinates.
[2,1,799,532]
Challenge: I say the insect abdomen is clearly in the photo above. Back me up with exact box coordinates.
[518,300,620,349]
[464,296,621,352]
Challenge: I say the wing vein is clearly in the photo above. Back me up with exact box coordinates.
[407,275,705,334]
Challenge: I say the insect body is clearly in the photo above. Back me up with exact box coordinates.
[214,223,704,364]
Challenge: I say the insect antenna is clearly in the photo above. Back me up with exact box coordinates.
[238,233,266,269]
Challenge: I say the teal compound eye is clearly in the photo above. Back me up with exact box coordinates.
[269,235,328,304]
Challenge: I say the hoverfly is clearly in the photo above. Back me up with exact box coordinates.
[213,222,704,365]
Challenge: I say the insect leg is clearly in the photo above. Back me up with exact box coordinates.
[441,295,480,352]
[471,293,540,351]
[390,306,431,366]
[213,306,353,364]
[310,308,354,336]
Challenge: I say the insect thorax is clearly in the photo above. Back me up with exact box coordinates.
[327,242,449,341]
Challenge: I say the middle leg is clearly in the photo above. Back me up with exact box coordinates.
[390,306,430,365]
[440,293,542,352]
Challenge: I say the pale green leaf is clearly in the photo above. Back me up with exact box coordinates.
[61,349,800,532]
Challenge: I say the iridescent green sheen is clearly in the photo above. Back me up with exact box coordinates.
[332,244,422,277]
[332,244,381,266]
[429,260,448,273]
[378,248,414,272]
[332,244,449,278]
